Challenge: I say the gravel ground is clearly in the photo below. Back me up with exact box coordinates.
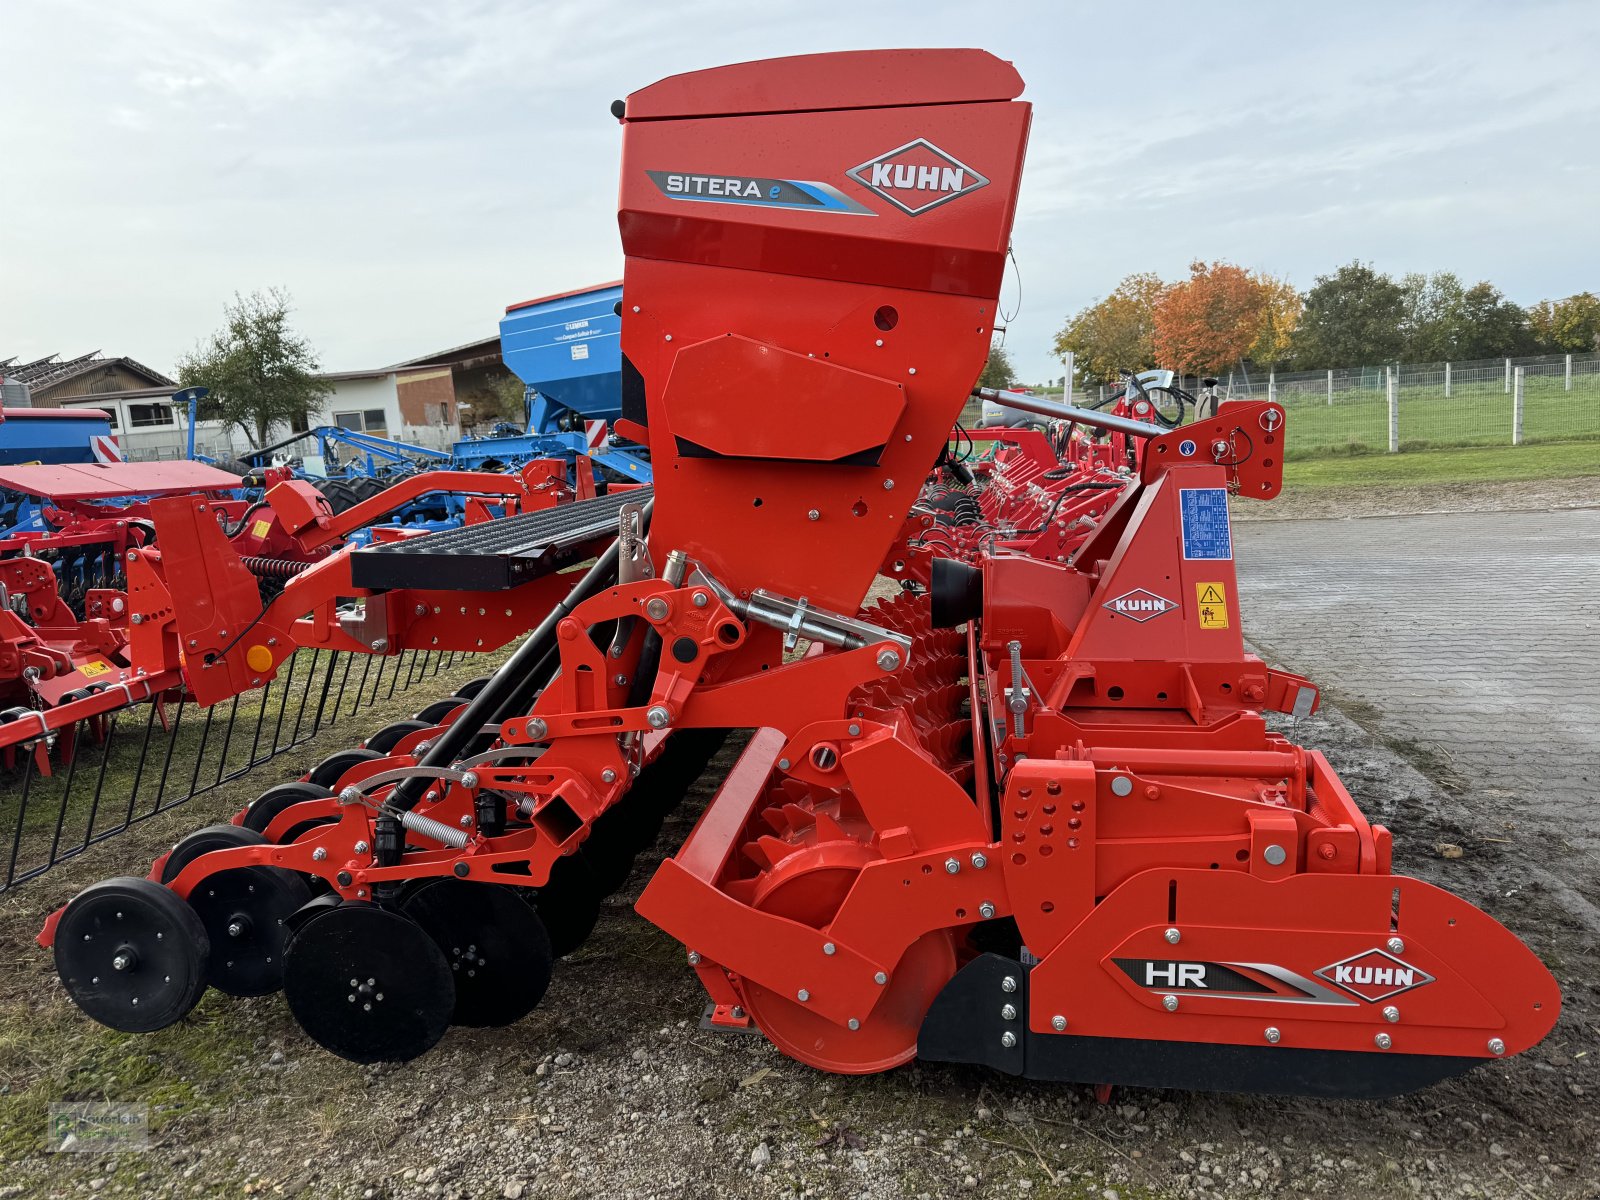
[2,491,1596,1200]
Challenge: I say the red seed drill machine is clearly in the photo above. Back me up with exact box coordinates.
[40,49,1558,1098]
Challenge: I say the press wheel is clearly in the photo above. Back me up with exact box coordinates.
[401,880,553,1027]
[54,877,210,1033]
[283,902,454,1063]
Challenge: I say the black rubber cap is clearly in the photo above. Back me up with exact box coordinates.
[671,636,698,664]
[610,99,626,119]
[930,558,984,629]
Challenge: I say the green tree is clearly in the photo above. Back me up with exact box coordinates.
[1288,261,1406,368]
[1455,282,1532,359]
[1528,292,1600,352]
[176,288,333,448]
[460,371,527,429]
[1053,272,1162,382]
[977,341,1016,389]
[1398,271,1468,361]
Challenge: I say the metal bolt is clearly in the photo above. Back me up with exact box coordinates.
[686,951,701,966]
[882,479,895,490]
[823,942,836,955]
[1110,775,1133,797]
[130,613,143,625]
[526,718,547,739]
[1000,1003,1017,1021]
[353,840,369,855]
[1163,994,1179,1012]
[978,901,996,919]
[876,649,900,671]
[339,786,362,805]
[970,852,988,869]
[1001,976,1017,994]
[1000,1031,1016,1048]
[874,971,888,986]
[847,723,861,737]
[1382,1005,1400,1023]
[646,705,671,729]
[797,989,810,1002]
[645,597,670,621]
[460,771,478,789]
[847,1018,860,1031]
[458,815,472,828]
[1374,1033,1393,1050]
[227,921,245,939]
[312,847,327,862]
[1264,1026,1281,1044]
[112,953,131,972]
[807,509,820,521]
[614,674,628,686]
[601,768,618,783]
[1263,844,1288,866]
[1165,928,1181,945]
[1487,1037,1505,1056]
[778,758,791,771]
[944,857,960,875]
[1387,937,1405,955]
[1051,1015,1067,1032]
[692,591,709,607]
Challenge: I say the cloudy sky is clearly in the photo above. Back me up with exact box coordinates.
[3,0,1596,384]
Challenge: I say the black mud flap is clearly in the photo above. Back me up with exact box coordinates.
[919,952,1482,1099]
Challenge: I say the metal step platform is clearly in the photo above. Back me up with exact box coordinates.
[350,487,650,592]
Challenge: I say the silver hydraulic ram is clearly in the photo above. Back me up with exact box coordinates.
[971,387,1166,439]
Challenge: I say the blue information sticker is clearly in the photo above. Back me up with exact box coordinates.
[1179,487,1232,560]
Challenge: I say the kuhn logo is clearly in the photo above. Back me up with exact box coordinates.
[846,139,990,216]
[1102,588,1178,623]
[1314,949,1436,1002]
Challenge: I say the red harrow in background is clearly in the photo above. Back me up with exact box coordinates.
[39,49,1558,1099]
[0,456,597,775]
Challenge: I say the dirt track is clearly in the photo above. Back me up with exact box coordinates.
[1,484,1596,1200]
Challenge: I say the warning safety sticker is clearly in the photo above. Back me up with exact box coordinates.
[1195,582,1229,630]
[251,519,273,540]
[1179,488,1232,560]
[79,661,112,677]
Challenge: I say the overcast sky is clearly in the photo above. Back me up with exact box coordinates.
[3,0,1596,384]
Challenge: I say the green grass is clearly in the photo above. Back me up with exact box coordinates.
[1283,440,1600,487]
[1279,375,1600,456]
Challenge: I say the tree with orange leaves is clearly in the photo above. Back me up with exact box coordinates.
[1152,261,1299,375]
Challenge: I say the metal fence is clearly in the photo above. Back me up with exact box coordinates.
[1234,352,1600,457]
[0,646,478,894]
[1027,352,1600,457]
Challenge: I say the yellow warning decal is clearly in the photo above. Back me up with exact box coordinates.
[1195,582,1229,630]
[251,519,273,540]
[79,661,112,677]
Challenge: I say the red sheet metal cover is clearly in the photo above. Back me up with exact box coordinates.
[0,460,243,500]
[623,49,1024,120]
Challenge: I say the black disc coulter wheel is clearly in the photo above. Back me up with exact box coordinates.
[401,879,554,1027]
[54,877,210,1033]
[162,824,314,996]
[306,747,382,790]
[530,849,604,958]
[283,902,455,1063]
[364,719,430,754]
[242,782,336,843]
[413,696,468,726]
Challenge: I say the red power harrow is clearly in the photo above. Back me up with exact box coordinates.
[39,49,1558,1098]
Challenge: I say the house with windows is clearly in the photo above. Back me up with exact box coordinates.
[0,352,201,459]
[1,336,519,462]
[316,335,510,451]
